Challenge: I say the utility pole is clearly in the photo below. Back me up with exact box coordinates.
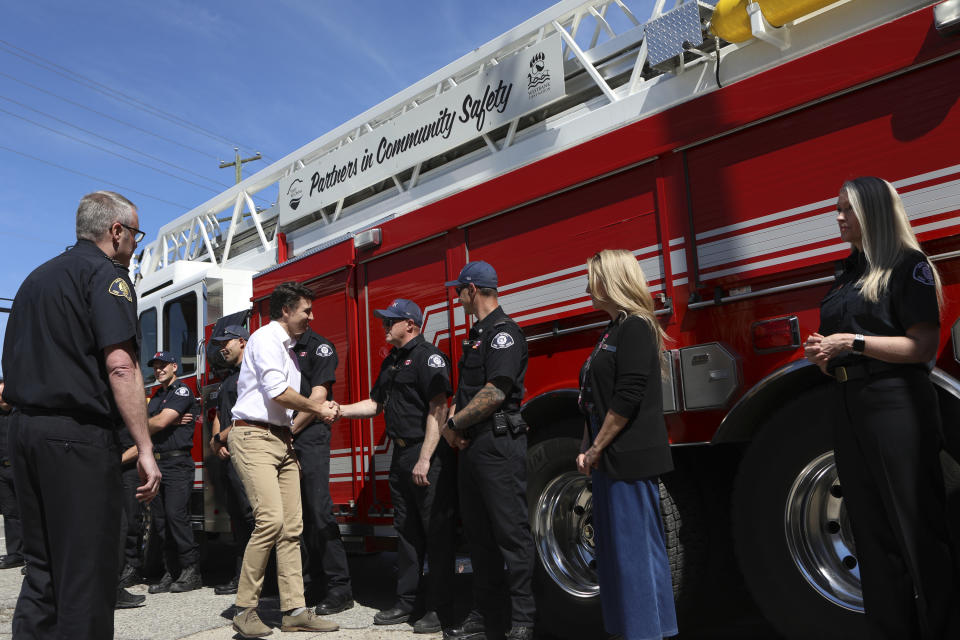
[219,147,262,184]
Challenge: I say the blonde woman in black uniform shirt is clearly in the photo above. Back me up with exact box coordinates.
[577,249,677,640]
[804,177,956,638]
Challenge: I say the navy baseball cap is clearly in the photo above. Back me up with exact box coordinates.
[445,261,498,289]
[147,351,179,367]
[374,299,423,325]
[212,325,250,341]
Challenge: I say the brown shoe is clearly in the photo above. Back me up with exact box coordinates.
[233,607,272,638]
[281,608,339,632]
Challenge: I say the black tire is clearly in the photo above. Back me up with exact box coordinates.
[526,437,708,638]
[732,385,869,640]
[660,466,707,620]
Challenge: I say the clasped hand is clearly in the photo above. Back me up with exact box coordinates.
[804,332,850,375]
[318,400,341,424]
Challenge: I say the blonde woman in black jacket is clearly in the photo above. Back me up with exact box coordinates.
[577,249,677,640]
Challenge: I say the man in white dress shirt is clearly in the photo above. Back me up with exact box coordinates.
[228,281,340,638]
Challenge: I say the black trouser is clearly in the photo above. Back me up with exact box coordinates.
[458,427,535,629]
[389,438,456,613]
[224,454,254,576]
[10,411,121,640]
[151,453,199,570]
[294,422,351,595]
[120,464,144,570]
[0,460,23,561]
[833,369,957,639]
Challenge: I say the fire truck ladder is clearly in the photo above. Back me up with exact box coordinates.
[134,0,890,281]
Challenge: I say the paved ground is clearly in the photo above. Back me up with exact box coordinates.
[0,517,779,639]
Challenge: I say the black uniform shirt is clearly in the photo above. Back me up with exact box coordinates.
[819,248,940,371]
[293,328,337,444]
[148,379,197,452]
[217,369,240,427]
[2,240,139,424]
[371,335,452,440]
[454,305,527,412]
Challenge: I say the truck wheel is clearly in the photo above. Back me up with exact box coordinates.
[527,437,603,638]
[527,437,706,638]
[732,385,869,640]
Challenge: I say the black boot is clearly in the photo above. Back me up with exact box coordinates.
[443,610,486,640]
[505,626,534,640]
[315,590,354,615]
[214,575,240,595]
[148,571,174,594]
[115,587,146,609]
[118,563,143,588]
[170,564,202,593]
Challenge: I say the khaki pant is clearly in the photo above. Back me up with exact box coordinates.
[228,425,305,610]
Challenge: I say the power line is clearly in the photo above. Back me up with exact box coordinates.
[0,39,276,162]
[0,70,219,160]
[0,144,192,209]
[0,106,225,194]
[0,94,231,190]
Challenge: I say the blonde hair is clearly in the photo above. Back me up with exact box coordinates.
[842,177,942,308]
[587,249,667,352]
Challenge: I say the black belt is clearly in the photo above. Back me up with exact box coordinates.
[393,436,424,449]
[832,360,917,383]
[234,418,288,430]
[154,449,191,461]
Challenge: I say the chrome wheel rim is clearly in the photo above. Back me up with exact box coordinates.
[532,471,598,598]
[784,451,864,612]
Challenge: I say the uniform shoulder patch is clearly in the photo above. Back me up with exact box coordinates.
[427,354,446,368]
[108,277,132,302]
[490,331,515,350]
[316,344,333,357]
[175,386,190,397]
[913,261,935,286]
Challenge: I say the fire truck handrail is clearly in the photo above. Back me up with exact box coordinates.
[526,307,672,343]
[687,275,836,310]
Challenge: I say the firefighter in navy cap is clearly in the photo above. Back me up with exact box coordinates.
[139,350,202,594]
[442,261,535,640]
[338,299,456,633]
[1,190,161,639]
[290,320,354,614]
[209,325,255,595]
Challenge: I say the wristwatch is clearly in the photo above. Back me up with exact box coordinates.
[852,333,865,356]
[446,417,457,432]
[214,432,224,445]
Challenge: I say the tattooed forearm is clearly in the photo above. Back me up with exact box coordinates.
[452,383,505,429]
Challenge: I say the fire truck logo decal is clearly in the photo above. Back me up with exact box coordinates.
[427,354,445,368]
[316,344,333,357]
[491,332,515,349]
[108,277,132,302]
[175,386,190,397]
[913,261,935,285]
[527,51,550,99]
[287,178,304,211]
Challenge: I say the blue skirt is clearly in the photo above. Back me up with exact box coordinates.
[591,470,678,640]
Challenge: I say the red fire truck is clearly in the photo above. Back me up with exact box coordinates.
[132,1,960,637]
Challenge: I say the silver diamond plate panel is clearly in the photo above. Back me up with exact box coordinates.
[644,2,704,68]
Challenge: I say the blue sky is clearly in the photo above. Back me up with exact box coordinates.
[0,0,661,370]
